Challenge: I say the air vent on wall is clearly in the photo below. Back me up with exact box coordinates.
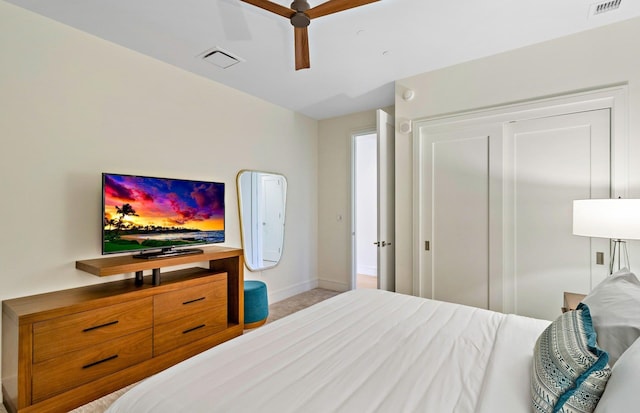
[590,0,622,16]
[199,47,244,69]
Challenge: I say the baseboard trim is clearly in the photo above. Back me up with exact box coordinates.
[317,279,350,292]
[268,279,319,304]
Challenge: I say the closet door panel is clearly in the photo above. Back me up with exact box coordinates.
[433,135,489,308]
[505,109,610,320]
[418,126,501,309]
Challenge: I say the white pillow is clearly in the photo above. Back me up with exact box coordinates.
[582,268,640,365]
[593,337,640,413]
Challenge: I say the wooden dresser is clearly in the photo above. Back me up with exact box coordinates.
[2,246,243,413]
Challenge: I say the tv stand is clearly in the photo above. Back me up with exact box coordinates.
[133,247,204,260]
[2,246,244,413]
[132,249,205,285]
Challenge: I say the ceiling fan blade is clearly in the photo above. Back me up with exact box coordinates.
[294,27,310,70]
[306,0,379,19]
[240,0,294,18]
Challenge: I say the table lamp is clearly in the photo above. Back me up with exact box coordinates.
[573,199,640,274]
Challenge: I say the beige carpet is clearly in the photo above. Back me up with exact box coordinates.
[0,288,341,413]
[262,287,341,325]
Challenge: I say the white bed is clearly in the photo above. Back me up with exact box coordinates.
[106,289,551,413]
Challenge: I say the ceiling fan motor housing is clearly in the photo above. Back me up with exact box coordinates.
[290,11,311,27]
[290,0,311,27]
[290,0,310,11]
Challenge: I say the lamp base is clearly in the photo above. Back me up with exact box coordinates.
[610,239,630,275]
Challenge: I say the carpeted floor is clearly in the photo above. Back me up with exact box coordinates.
[263,287,341,325]
[0,288,341,413]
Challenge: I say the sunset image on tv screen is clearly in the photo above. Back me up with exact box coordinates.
[102,173,225,254]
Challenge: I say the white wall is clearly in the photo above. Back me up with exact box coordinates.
[395,17,640,295]
[0,0,318,383]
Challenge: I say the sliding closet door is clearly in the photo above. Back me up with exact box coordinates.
[416,125,503,309]
[503,109,610,320]
[415,109,611,319]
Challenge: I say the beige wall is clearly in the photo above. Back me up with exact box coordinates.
[318,110,376,291]
[395,17,640,294]
[317,107,393,291]
[0,0,318,379]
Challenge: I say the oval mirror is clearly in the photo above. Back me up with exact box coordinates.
[237,170,287,271]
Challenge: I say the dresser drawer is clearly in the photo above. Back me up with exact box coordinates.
[32,329,152,403]
[33,297,152,363]
[154,275,227,325]
[154,308,227,356]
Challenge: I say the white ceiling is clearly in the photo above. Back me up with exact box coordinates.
[7,0,640,119]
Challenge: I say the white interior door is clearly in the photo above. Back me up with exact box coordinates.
[261,174,285,263]
[503,109,610,320]
[251,172,263,266]
[377,109,395,291]
[418,125,503,308]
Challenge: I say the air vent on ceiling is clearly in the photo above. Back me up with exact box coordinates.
[199,47,244,69]
[590,0,622,16]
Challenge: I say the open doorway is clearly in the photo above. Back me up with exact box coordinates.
[353,131,378,289]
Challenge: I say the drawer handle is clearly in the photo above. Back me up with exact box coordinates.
[183,297,206,305]
[82,354,118,369]
[182,324,206,334]
[83,320,119,332]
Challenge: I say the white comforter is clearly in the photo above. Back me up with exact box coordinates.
[106,289,550,413]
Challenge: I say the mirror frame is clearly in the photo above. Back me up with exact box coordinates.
[236,169,287,272]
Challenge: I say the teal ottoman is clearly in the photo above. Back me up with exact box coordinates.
[244,280,269,328]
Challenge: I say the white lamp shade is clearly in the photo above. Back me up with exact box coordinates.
[573,199,640,240]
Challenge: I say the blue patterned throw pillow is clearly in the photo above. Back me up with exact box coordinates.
[532,303,611,413]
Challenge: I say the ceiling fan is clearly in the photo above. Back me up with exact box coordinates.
[240,0,380,70]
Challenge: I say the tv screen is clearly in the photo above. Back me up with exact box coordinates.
[102,173,225,256]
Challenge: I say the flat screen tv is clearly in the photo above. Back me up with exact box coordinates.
[102,173,225,258]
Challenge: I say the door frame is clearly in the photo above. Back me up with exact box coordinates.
[412,85,628,309]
